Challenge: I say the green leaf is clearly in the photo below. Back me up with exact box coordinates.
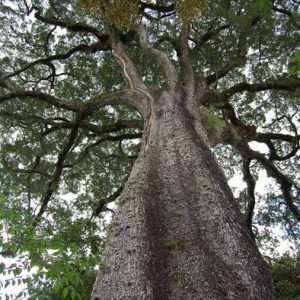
[0,263,4,273]
[288,65,298,75]
[13,267,22,276]
[66,271,75,281]
[71,288,77,300]
[63,287,69,298]
[2,242,10,250]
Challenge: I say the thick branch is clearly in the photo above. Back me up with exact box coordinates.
[202,105,300,221]
[264,140,300,161]
[222,78,300,100]
[80,119,142,135]
[108,28,152,116]
[178,24,194,102]
[35,7,137,45]
[254,132,300,144]
[0,89,142,116]
[228,137,300,221]
[138,25,177,90]
[86,89,148,117]
[0,90,81,112]
[110,27,146,91]
[206,62,241,86]
[194,81,229,106]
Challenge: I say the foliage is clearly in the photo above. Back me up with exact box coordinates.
[174,0,207,22]
[78,0,208,26]
[0,194,101,299]
[289,50,300,76]
[78,0,140,28]
[268,252,300,300]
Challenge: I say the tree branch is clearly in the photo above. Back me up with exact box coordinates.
[0,90,81,112]
[254,132,300,144]
[85,133,142,153]
[10,166,51,179]
[33,112,87,224]
[92,173,130,217]
[203,104,300,221]
[192,24,230,52]
[228,137,300,221]
[86,89,148,116]
[0,88,144,116]
[110,27,146,91]
[138,25,177,90]
[0,109,141,140]
[201,14,263,85]
[34,7,105,39]
[222,78,300,100]
[43,118,142,137]
[0,77,17,91]
[205,26,250,85]
[34,6,137,45]
[242,158,256,236]
[178,24,194,102]
[272,4,300,29]
[5,42,107,78]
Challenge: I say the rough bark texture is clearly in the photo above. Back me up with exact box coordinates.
[92,90,276,299]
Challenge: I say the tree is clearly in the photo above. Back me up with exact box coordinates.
[0,0,299,298]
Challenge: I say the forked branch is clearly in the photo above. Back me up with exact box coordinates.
[110,27,146,91]
[230,139,300,221]
[203,102,300,222]
[138,25,177,90]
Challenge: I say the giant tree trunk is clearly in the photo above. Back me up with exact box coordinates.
[92,90,276,299]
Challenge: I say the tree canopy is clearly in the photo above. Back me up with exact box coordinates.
[0,0,300,298]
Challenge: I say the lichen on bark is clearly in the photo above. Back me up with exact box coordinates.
[199,106,226,146]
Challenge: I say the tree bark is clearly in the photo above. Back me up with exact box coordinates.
[92,89,276,299]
